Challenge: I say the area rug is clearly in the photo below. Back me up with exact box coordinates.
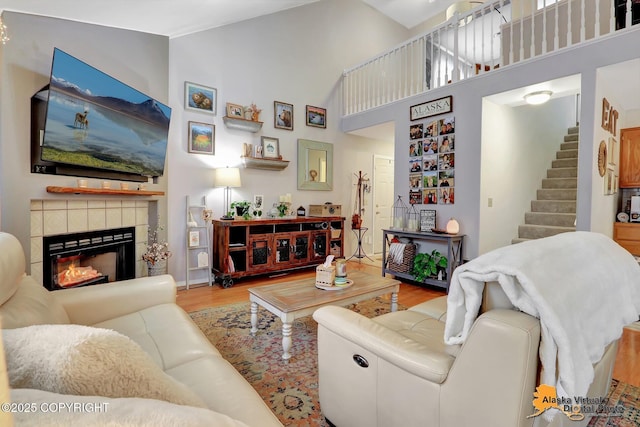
[189,300,639,427]
[189,297,398,426]
[586,380,639,427]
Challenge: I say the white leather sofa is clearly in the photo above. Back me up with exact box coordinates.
[313,282,620,427]
[0,232,283,427]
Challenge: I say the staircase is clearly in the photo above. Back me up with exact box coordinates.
[512,127,578,244]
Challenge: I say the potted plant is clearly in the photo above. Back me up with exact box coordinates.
[412,249,448,282]
[231,201,252,220]
[142,223,171,276]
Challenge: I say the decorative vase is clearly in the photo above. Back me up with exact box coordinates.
[147,259,167,276]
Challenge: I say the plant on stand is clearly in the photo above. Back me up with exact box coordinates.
[412,249,448,282]
[142,223,171,276]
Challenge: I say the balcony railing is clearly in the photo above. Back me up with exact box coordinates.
[342,0,638,116]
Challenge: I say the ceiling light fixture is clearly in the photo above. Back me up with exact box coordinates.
[524,90,553,105]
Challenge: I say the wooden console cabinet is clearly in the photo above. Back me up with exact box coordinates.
[613,222,640,256]
[619,127,640,188]
[212,217,344,286]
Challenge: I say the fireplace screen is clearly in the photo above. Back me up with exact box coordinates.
[43,227,135,291]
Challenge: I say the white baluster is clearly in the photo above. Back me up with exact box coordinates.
[610,0,615,33]
[554,0,560,49]
[626,0,632,29]
[488,5,497,69]
[481,7,486,73]
[453,17,459,82]
[542,0,547,54]
[531,0,536,57]
[464,11,469,79]
[595,0,601,37]
[519,0,525,62]
[580,0,586,42]
[567,0,573,46]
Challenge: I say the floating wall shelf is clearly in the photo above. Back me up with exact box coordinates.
[46,186,165,196]
[241,156,290,171]
[222,116,263,133]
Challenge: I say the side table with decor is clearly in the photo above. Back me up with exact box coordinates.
[382,228,464,292]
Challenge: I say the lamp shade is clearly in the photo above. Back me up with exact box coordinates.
[214,167,241,188]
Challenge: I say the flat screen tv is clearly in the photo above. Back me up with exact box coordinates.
[40,48,171,178]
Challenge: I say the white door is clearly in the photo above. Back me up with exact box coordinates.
[373,155,394,254]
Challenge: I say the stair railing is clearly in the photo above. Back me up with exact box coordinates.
[342,0,636,116]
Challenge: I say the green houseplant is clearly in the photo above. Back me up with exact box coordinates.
[231,201,252,220]
[412,249,448,282]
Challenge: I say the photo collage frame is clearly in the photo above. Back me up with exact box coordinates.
[408,114,455,205]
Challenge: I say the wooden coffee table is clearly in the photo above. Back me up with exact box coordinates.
[249,270,400,361]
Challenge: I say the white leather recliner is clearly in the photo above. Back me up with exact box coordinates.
[313,282,619,427]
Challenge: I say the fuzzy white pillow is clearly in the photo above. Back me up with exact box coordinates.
[3,324,205,408]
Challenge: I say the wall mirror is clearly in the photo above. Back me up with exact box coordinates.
[297,139,333,190]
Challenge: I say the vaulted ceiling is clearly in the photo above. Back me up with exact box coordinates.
[0,0,459,37]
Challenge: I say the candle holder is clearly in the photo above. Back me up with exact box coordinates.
[391,196,408,230]
[407,204,420,231]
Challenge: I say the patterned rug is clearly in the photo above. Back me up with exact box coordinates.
[189,297,397,426]
[189,300,639,427]
[586,380,639,427]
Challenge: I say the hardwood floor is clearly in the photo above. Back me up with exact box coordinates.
[176,261,639,388]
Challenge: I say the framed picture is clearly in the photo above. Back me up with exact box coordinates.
[410,96,452,121]
[189,231,200,247]
[274,101,294,130]
[420,210,436,231]
[261,136,280,159]
[253,195,264,209]
[226,103,244,118]
[184,82,217,115]
[306,105,326,128]
[187,121,215,155]
[608,136,617,167]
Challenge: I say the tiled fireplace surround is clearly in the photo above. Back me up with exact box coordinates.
[30,199,152,286]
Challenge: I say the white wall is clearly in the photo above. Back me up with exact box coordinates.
[626,109,640,127]
[0,12,169,265]
[343,28,640,259]
[590,70,625,235]
[479,95,576,253]
[168,0,405,285]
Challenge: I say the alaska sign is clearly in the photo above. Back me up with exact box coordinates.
[410,96,453,121]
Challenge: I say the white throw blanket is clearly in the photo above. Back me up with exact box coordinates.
[444,232,640,414]
[388,243,406,264]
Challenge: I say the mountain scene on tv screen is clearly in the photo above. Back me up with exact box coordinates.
[41,49,171,177]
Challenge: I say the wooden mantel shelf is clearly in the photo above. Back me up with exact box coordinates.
[46,186,165,196]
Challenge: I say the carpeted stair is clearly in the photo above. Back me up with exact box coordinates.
[512,127,578,244]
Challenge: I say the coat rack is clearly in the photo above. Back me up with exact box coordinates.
[348,171,373,261]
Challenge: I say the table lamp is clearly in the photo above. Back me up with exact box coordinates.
[215,167,241,220]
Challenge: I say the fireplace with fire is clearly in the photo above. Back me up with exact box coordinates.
[43,227,136,291]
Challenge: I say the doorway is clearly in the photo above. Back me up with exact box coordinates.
[373,155,394,254]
